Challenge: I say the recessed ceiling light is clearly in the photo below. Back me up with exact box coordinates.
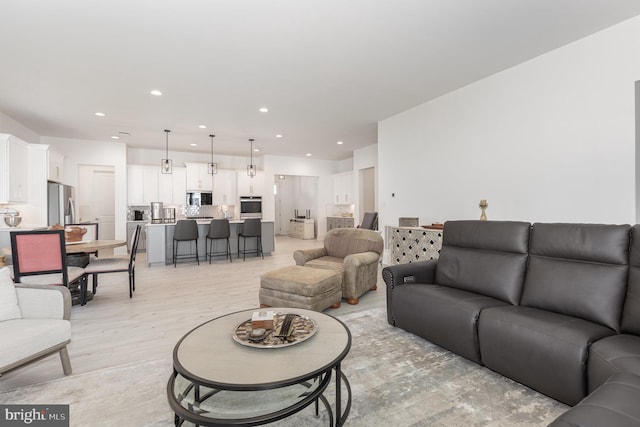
[306,153,312,157]
[190,143,197,147]
[253,148,260,152]
[95,112,106,117]
[118,131,130,136]
[275,134,283,138]
[198,125,206,129]
[336,141,344,145]
[150,89,163,96]
[111,135,120,139]
[259,107,269,113]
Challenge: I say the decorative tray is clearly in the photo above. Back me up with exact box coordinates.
[232,313,318,349]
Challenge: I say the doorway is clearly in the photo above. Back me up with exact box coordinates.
[77,165,115,239]
[359,167,376,223]
[274,175,319,236]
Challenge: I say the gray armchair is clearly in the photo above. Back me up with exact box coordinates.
[293,228,383,304]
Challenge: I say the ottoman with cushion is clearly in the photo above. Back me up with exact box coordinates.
[259,265,342,312]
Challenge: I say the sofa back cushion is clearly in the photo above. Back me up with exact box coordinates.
[621,225,640,334]
[435,220,531,304]
[0,267,22,321]
[521,223,630,331]
[324,228,383,259]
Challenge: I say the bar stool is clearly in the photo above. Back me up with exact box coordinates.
[237,218,263,261]
[206,219,232,263]
[173,220,199,267]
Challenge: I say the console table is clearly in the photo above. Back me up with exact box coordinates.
[386,226,443,265]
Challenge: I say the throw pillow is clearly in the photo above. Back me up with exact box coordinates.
[0,267,22,321]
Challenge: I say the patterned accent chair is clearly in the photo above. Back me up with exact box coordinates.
[293,228,383,304]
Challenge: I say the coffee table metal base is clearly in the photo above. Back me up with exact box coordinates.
[168,366,351,426]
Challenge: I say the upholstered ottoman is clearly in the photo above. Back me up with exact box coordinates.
[259,265,342,312]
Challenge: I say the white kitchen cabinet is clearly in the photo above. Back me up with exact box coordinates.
[171,166,187,205]
[158,166,186,205]
[214,169,237,206]
[236,170,264,198]
[127,165,160,205]
[332,171,354,204]
[185,162,213,191]
[47,148,64,183]
[0,134,28,203]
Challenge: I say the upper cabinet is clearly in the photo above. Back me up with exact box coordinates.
[236,170,264,198]
[47,148,64,183]
[0,134,28,203]
[185,162,213,191]
[332,171,354,204]
[158,166,186,205]
[127,165,159,205]
[213,169,237,206]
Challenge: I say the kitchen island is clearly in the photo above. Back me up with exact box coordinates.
[145,219,275,266]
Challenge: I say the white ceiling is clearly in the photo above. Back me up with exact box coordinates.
[2,0,640,161]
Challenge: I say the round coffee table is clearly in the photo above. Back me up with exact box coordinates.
[167,307,352,426]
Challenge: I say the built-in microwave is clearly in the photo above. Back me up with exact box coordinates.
[186,191,213,206]
[240,196,262,219]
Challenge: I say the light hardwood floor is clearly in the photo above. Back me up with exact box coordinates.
[0,236,385,392]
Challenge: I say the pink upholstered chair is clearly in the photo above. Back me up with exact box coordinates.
[10,230,87,305]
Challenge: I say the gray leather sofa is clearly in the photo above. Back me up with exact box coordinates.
[383,221,640,426]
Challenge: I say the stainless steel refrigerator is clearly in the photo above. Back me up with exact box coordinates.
[47,181,76,226]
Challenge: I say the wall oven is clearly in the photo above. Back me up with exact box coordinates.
[240,196,262,219]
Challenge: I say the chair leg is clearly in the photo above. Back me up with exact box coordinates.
[59,346,72,375]
[128,271,133,298]
[80,276,88,306]
[92,273,98,294]
[173,240,177,267]
[227,238,232,263]
[195,239,199,265]
[259,236,263,259]
[208,238,212,264]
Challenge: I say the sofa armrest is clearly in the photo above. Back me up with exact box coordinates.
[15,284,71,320]
[382,260,437,326]
[382,260,438,289]
[293,247,328,265]
[344,251,380,269]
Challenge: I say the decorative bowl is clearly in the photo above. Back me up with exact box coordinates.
[4,215,22,227]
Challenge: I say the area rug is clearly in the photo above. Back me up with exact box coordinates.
[0,308,567,426]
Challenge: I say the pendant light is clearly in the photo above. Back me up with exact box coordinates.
[247,138,256,178]
[161,129,172,174]
[208,134,217,175]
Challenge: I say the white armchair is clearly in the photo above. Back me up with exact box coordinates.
[0,267,72,376]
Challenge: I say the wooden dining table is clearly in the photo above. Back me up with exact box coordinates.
[64,239,127,254]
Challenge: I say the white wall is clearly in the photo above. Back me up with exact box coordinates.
[0,111,39,144]
[379,16,640,229]
[127,147,260,171]
[42,137,128,249]
[353,144,378,223]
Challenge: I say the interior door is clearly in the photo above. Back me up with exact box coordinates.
[78,165,115,239]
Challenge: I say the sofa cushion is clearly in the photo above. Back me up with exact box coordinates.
[0,318,71,369]
[521,223,630,331]
[0,267,21,321]
[588,334,640,393]
[391,283,509,363]
[435,220,531,304]
[548,373,640,427]
[478,305,615,405]
[305,256,345,273]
